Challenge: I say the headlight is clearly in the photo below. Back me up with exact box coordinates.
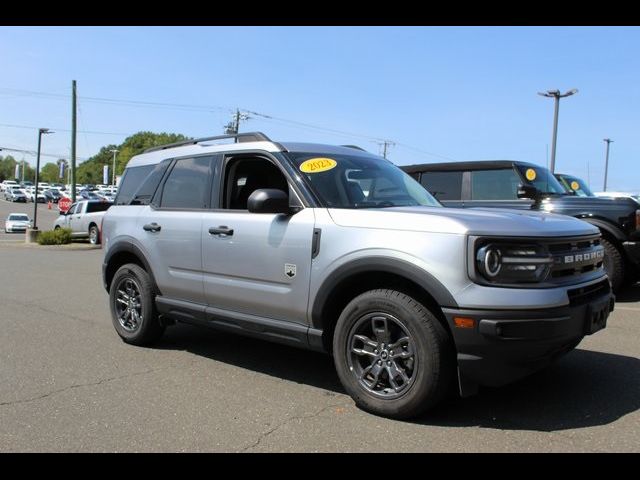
[476,243,553,284]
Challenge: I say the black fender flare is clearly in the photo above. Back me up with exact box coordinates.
[310,256,458,330]
[577,217,626,243]
[103,241,160,294]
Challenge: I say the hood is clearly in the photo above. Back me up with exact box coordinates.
[328,206,599,237]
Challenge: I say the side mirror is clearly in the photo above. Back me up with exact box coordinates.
[247,189,291,214]
[517,184,540,200]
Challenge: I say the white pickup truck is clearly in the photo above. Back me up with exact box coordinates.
[53,199,113,244]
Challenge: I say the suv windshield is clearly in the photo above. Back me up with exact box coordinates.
[556,174,594,197]
[516,165,567,195]
[288,152,441,209]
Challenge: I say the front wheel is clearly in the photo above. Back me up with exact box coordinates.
[333,289,454,419]
[601,237,624,292]
[109,263,165,346]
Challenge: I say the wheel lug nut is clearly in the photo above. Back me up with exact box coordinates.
[378,360,382,366]
[386,361,391,366]
[374,350,378,354]
[390,351,394,355]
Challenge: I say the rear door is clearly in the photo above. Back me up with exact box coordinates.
[136,155,216,305]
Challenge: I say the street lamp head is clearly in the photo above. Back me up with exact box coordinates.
[39,128,53,135]
[562,88,579,97]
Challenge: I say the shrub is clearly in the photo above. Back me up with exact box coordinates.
[37,228,73,245]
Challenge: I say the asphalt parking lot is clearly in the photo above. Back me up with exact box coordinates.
[0,201,638,452]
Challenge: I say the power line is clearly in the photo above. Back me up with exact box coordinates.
[0,87,457,161]
[0,122,129,136]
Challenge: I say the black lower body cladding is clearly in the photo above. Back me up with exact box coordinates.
[443,280,614,393]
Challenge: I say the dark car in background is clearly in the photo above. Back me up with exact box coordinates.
[401,160,640,291]
[555,173,595,197]
[43,189,62,203]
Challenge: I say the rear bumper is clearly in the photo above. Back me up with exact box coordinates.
[444,280,614,392]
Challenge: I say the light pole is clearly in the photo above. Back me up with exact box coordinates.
[33,128,54,230]
[110,149,118,186]
[603,138,613,192]
[538,88,578,173]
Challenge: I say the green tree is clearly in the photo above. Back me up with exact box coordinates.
[76,131,190,184]
[39,162,61,184]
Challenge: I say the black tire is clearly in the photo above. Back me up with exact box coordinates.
[54,225,60,230]
[601,237,624,292]
[333,289,454,419]
[89,224,100,245]
[109,263,164,346]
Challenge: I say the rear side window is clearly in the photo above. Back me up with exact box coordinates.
[470,169,520,200]
[86,202,113,213]
[420,171,463,201]
[160,157,212,209]
[115,165,154,205]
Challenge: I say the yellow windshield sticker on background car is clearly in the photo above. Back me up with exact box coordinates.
[571,181,580,190]
[300,158,337,173]
[525,168,537,181]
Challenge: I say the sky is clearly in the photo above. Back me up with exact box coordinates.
[0,26,639,192]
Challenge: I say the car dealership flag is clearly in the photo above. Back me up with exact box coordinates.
[14,164,20,179]
[103,165,109,185]
[59,161,65,179]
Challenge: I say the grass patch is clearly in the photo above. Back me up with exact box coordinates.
[37,228,73,245]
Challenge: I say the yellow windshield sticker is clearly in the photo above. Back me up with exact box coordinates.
[570,181,580,190]
[525,168,537,181]
[300,158,337,173]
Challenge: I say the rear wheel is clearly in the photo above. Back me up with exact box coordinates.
[109,263,164,346]
[333,289,454,419]
[89,225,100,245]
[601,237,624,292]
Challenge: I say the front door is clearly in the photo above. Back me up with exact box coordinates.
[201,155,315,325]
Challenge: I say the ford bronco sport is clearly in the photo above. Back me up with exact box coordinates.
[102,133,613,419]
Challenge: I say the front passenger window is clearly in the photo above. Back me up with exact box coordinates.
[223,157,289,210]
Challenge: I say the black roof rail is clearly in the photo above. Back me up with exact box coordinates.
[144,132,273,153]
[340,145,367,151]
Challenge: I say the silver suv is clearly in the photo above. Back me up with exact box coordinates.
[102,132,613,419]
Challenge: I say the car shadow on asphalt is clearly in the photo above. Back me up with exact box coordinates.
[158,323,345,393]
[158,324,638,431]
[615,281,640,303]
[421,348,640,431]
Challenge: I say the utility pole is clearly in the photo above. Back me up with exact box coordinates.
[110,149,118,186]
[377,140,395,159]
[71,80,77,203]
[538,88,578,173]
[21,157,25,183]
[224,109,250,134]
[603,138,613,191]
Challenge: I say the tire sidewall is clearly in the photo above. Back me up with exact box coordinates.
[89,225,100,245]
[109,264,159,344]
[601,237,624,291]
[333,290,451,419]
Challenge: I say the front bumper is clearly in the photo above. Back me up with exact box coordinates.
[444,279,613,393]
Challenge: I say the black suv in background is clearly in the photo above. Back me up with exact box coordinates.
[401,160,640,291]
[555,173,595,197]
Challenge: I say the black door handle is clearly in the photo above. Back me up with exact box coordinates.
[143,223,161,232]
[209,226,234,236]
